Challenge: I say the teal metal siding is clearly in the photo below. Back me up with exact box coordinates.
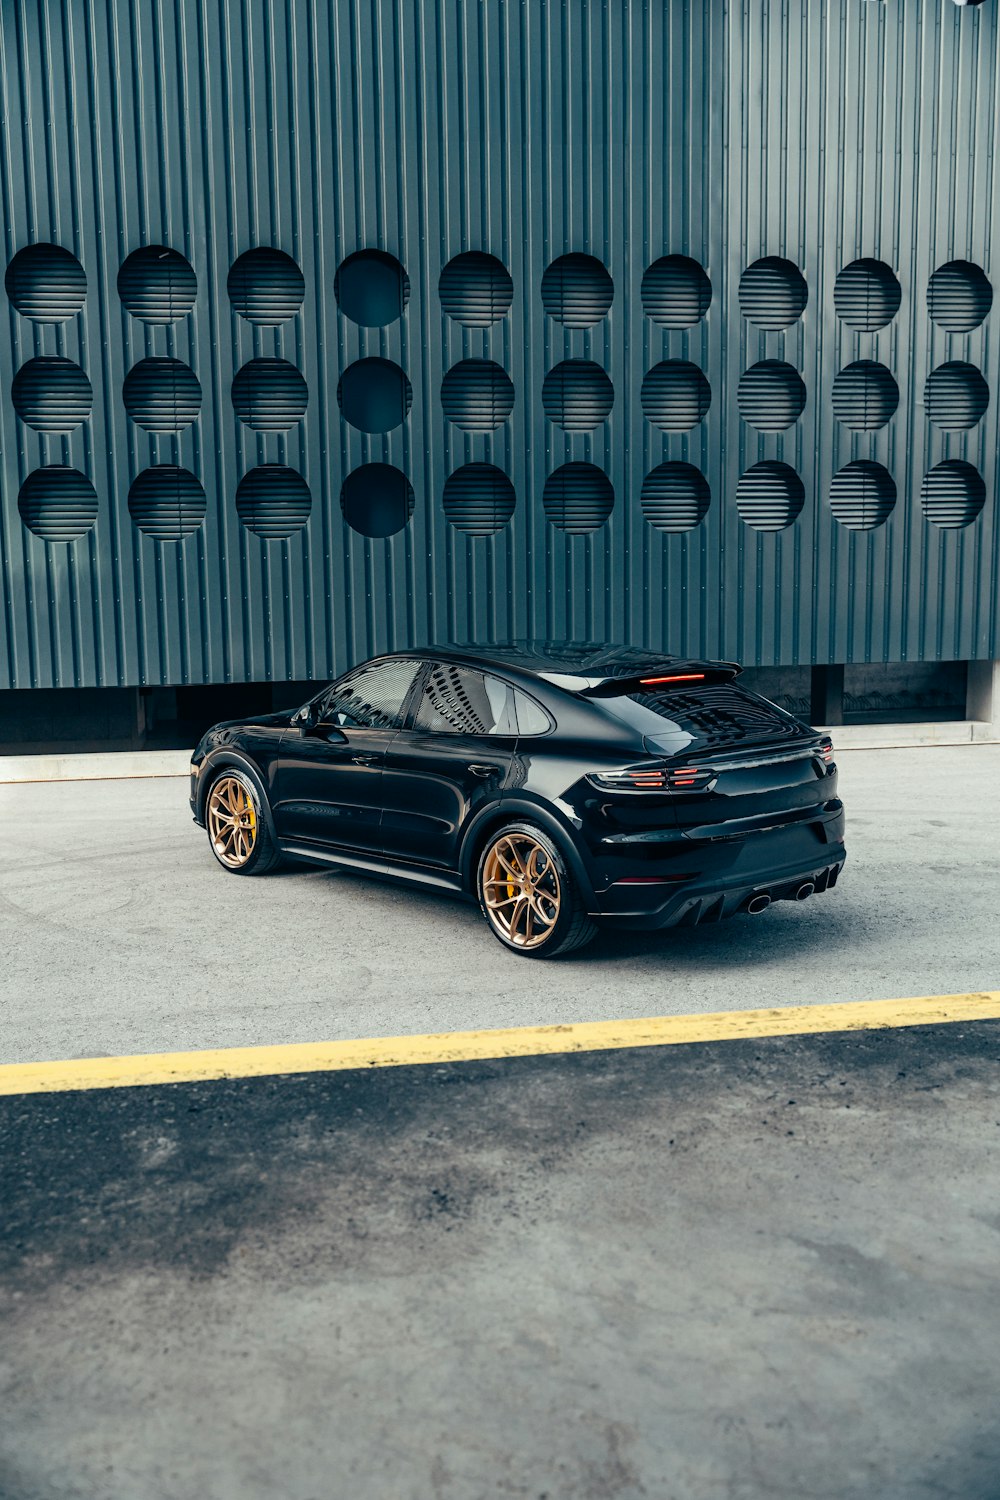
[0,0,997,689]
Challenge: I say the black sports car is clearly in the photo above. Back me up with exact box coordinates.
[189,643,846,958]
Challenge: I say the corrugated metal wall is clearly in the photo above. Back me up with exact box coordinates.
[1,0,998,690]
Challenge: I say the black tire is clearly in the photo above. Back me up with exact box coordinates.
[476,820,597,958]
[205,768,283,876]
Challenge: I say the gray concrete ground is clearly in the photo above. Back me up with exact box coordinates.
[2,1023,999,1500]
[1,745,999,1065]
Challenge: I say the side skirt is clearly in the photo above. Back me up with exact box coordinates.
[278,842,467,896]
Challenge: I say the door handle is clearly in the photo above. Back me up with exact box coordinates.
[468,763,496,778]
[351,753,377,766]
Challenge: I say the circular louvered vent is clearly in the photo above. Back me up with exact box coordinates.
[738,258,808,329]
[128,466,207,540]
[543,463,613,534]
[928,261,992,333]
[829,461,895,530]
[439,253,513,327]
[338,358,412,433]
[736,462,804,532]
[641,360,711,431]
[921,461,986,529]
[118,246,197,323]
[924,361,989,429]
[834,259,901,332]
[542,359,614,431]
[227,248,305,324]
[441,359,514,430]
[11,357,92,432]
[641,255,711,328]
[832,360,899,430]
[443,464,516,536]
[18,467,98,542]
[123,358,201,431]
[5,243,87,321]
[236,465,311,539]
[341,463,414,538]
[335,250,409,326]
[737,360,806,431]
[541,254,613,328]
[641,462,710,533]
[232,359,308,431]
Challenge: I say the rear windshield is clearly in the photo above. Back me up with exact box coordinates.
[599,682,809,755]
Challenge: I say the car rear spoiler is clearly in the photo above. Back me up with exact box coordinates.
[536,662,742,695]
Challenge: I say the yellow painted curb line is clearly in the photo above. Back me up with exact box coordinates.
[1,992,998,1098]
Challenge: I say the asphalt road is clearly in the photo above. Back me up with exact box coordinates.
[3,1021,999,1500]
[1,745,998,1065]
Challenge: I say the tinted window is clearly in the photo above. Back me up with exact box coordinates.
[602,682,806,753]
[415,663,517,735]
[512,688,551,736]
[320,659,420,730]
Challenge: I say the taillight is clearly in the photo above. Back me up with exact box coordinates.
[587,763,716,792]
[819,737,834,765]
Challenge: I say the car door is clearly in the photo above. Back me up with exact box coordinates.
[274,658,422,855]
[380,661,519,870]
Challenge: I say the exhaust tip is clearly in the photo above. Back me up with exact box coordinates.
[795,881,815,901]
[747,893,771,915]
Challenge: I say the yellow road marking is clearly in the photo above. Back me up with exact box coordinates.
[1,992,998,1098]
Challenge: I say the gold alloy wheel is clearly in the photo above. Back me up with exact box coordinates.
[207,775,259,869]
[482,832,562,949]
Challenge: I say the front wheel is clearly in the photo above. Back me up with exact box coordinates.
[477,822,597,958]
[205,770,282,875]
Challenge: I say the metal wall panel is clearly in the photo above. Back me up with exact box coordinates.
[0,0,998,689]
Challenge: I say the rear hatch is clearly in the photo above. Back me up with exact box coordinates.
[591,675,835,834]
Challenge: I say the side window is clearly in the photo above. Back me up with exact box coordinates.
[513,688,552,736]
[414,663,517,736]
[320,659,420,730]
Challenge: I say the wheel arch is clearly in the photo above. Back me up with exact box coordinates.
[459,797,596,905]
[197,750,277,839]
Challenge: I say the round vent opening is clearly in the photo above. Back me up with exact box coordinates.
[12,357,92,432]
[640,360,711,431]
[443,463,516,536]
[542,359,614,431]
[340,463,414,538]
[737,360,806,431]
[231,359,308,431]
[5,243,87,321]
[541,254,613,328]
[928,260,992,333]
[335,250,409,327]
[738,257,808,329]
[834,258,901,332]
[338,358,412,433]
[832,360,899,431]
[829,461,895,530]
[921,460,986,529]
[227,248,305,325]
[736,462,805,532]
[118,246,197,323]
[18,466,98,542]
[128,466,207,540]
[441,359,514,431]
[439,253,513,327]
[123,358,201,432]
[641,462,711,533]
[924,361,990,430]
[543,463,614,534]
[641,255,711,328]
[236,465,311,539]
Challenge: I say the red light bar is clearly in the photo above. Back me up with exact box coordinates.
[639,673,706,685]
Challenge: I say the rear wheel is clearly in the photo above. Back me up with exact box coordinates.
[477,822,596,958]
[205,770,281,875]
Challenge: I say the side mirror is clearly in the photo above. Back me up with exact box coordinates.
[294,702,318,732]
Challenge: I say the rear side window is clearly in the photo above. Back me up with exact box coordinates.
[512,689,551,736]
[320,659,420,730]
[415,664,517,735]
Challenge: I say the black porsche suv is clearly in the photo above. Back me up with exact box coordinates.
[189,643,846,957]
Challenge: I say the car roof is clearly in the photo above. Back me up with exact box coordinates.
[403,641,740,685]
